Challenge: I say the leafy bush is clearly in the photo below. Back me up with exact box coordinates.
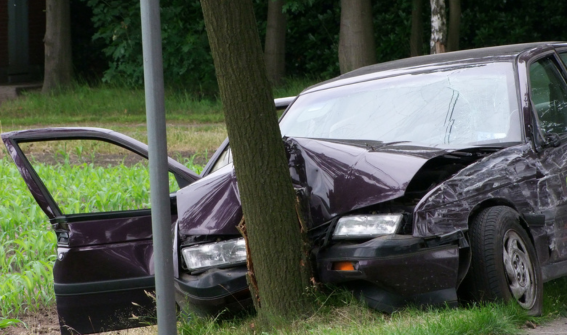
[85,0,216,95]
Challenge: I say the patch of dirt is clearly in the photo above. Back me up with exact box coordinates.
[525,317,567,334]
[3,306,60,335]
[3,305,156,334]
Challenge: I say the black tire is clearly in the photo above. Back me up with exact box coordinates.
[461,206,543,316]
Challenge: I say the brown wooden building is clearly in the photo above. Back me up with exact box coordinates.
[0,0,45,83]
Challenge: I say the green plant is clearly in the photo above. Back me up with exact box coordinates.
[0,318,22,329]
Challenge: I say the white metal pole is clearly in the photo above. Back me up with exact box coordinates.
[139,0,177,333]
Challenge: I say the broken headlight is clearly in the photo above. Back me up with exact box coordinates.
[181,238,246,271]
[333,214,402,239]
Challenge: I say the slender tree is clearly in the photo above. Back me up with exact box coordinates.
[42,0,73,94]
[410,0,423,56]
[338,0,376,74]
[447,0,461,52]
[200,0,312,325]
[430,0,446,54]
[264,0,287,86]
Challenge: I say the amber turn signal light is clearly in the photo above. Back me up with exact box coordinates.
[332,261,355,271]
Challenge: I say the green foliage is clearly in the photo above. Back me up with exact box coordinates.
[85,0,216,94]
[176,285,538,335]
[78,0,567,91]
[0,318,22,329]
[460,0,567,49]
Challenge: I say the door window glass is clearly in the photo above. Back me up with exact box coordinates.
[530,57,567,134]
[19,140,180,214]
[559,53,567,69]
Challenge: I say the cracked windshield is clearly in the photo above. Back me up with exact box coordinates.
[280,62,521,147]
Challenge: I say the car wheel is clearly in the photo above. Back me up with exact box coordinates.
[462,206,543,316]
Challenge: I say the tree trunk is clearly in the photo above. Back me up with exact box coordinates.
[338,0,376,74]
[42,0,73,94]
[264,0,286,86]
[200,0,312,325]
[447,0,460,52]
[410,0,423,56]
[430,0,446,54]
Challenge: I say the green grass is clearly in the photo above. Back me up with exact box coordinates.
[0,78,315,128]
[175,279,567,335]
[0,158,56,317]
[175,291,541,335]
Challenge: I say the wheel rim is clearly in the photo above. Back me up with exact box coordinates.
[502,229,536,309]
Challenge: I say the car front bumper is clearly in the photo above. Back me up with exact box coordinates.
[175,232,465,314]
[316,234,462,312]
[174,266,252,315]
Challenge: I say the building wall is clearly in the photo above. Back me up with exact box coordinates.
[28,0,45,67]
[0,0,45,83]
[0,0,8,69]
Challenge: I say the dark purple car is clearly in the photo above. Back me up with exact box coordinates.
[6,42,567,334]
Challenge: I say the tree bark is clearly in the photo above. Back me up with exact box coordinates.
[264,0,286,86]
[200,0,312,324]
[410,0,423,56]
[447,0,460,52]
[42,0,73,94]
[338,0,376,74]
[430,0,446,54]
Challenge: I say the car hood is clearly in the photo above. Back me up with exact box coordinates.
[177,137,456,236]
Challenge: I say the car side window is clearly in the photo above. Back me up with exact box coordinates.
[211,146,232,173]
[530,57,567,134]
[559,53,567,68]
[19,140,180,214]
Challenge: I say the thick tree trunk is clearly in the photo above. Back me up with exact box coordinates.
[447,0,460,52]
[430,0,446,54]
[410,0,423,56]
[201,0,312,324]
[264,0,286,86]
[42,0,73,94]
[338,0,376,74]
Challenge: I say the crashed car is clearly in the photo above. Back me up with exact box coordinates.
[5,42,567,334]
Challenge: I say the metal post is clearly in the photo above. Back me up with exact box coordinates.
[139,0,177,333]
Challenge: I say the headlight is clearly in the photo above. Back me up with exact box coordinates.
[333,214,402,239]
[181,238,246,271]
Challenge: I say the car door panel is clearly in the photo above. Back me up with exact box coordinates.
[529,55,567,262]
[1,127,198,334]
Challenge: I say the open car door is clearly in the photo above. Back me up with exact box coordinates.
[1,127,199,334]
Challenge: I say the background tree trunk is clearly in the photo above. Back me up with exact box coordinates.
[410,0,423,56]
[430,0,446,54]
[42,0,73,94]
[447,0,460,52]
[201,0,312,325]
[338,0,376,74]
[264,0,286,86]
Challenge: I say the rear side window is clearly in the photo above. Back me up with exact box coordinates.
[559,53,567,68]
[530,57,567,134]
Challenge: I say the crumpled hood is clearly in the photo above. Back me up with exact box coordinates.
[177,137,451,236]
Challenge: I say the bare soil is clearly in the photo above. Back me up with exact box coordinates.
[3,305,156,335]
[525,317,567,334]
[4,306,60,335]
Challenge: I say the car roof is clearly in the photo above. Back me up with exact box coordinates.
[303,42,567,94]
